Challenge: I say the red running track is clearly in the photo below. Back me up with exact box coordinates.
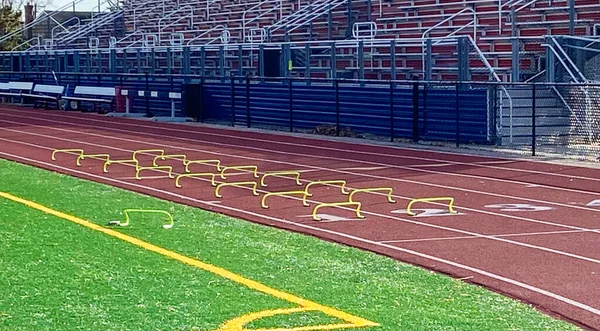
[1,106,600,329]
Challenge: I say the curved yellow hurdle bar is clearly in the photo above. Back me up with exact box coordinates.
[302,180,349,206]
[220,165,259,180]
[51,149,84,161]
[135,165,175,180]
[76,153,111,167]
[152,154,188,167]
[260,171,302,187]
[312,202,364,221]
[348,188,396,204]
[261,190,309,209]
[103,158,138,173]
[132,149,165,162]
[406,197,457,216]
[108,209,174,229]
[215,181,259,198]
[184,159,223,173]
[175,172,217,188]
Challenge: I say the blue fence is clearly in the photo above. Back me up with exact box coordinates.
[201,79,492,144]
[0,72,493,145]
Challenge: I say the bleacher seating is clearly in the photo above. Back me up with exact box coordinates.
[4,0,600,81]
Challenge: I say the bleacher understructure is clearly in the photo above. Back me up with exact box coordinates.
[0,0,599,157]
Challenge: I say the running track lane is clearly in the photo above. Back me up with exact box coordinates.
[2,107,600,329]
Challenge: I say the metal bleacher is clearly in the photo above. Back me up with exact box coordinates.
[2,0,600,83]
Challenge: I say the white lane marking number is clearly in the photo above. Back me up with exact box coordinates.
[485,203,553,212]
[391,208,463,217]
[586,199,600,207]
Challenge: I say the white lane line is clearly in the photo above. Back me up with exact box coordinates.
[4,126,600,239]
[380,228,600,244]
[4,127,600,249]
[4,135,600,267]
[1,150,599,317]
[1,121,599,217]
[5,107,600,183]
[340,166,389,171]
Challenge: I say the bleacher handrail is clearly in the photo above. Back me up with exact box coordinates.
[51,17,81,44]
[12,37,42,51]
[186,25,227,45]
[352,22,378,39]
[158,6,194,43]
[0,0,88,45]
[242,0,284,42]
[422,7,477,41]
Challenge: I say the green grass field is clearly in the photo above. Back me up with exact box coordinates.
[0,158,580,330]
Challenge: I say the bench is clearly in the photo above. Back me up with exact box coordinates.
[62,86,115,113]
[22,84,65,109]
[0,81,34,104]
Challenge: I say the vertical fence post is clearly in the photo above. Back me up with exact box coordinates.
[335,79,340,136]
[231,75,235,126]
[289,79,293,132]
[199,75,205,123]
[412,81,419,142]
[390,80,394,142]
[145,73,149,115]
[246,75,251,128]
[456,83,460,148]
[532,84,537,156]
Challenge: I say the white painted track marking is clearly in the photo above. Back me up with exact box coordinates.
[1,150,599,318]
[3,135,600,266]
[380,228,600,244]
[3,129,600,246]
[3,110,600,190]
[2,122,600,218]
[587,199,600,207]
[5,106,600,183]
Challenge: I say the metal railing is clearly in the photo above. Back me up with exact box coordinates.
[242,0,284,42]
[266,0,347,35]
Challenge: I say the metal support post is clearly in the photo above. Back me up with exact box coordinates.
[511,38,520,82]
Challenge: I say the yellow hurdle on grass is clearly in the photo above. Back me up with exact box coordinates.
[108,209,174,229]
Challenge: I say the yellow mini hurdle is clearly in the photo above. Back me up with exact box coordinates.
[108,209,174,229]
[133,149,165,162]
[135,165,175,180]
[103,158,138,173]
[261,190,309,209]
[51,149,84,161]
[183,159,222,173]
[312,202,364,221]
[175,173,217,188]
[76,153,111,167]
[152,154,188,167]
[260,171,302,187]
[406,197,457,216]
[220,165,259,180]
[302,180,349,206]
[215,181,259,198]
[348,188,396,204]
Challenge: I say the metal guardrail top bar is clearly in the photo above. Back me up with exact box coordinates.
[3,70,598,87]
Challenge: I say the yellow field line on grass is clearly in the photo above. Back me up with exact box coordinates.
[0,191,378,331]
